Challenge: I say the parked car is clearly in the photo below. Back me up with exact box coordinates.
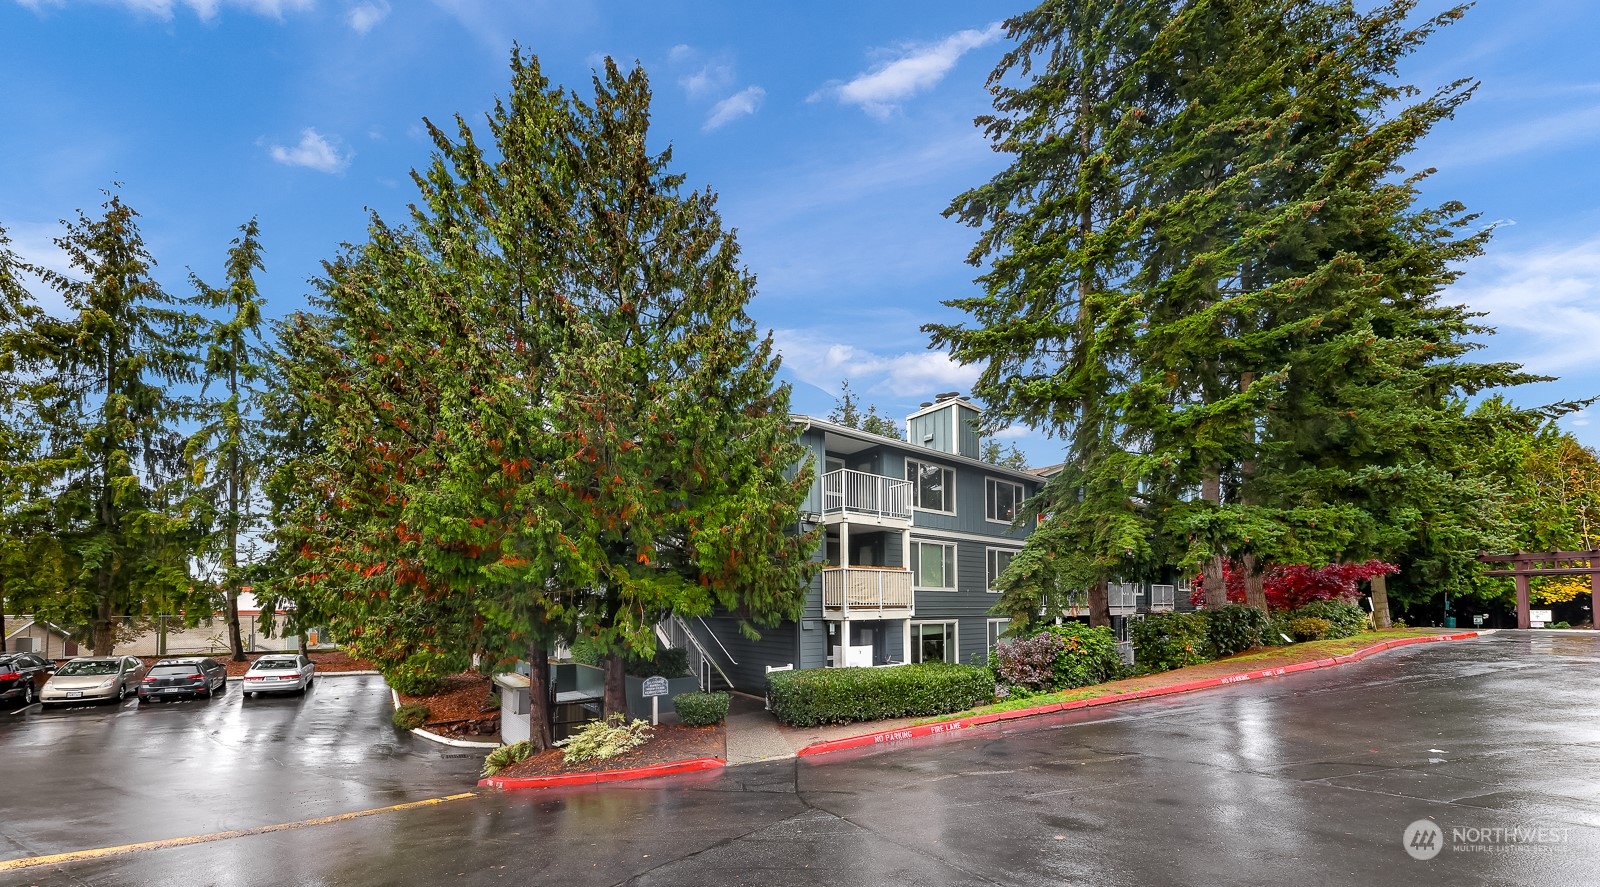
[137,657,228,702]
[0,652,56,707]
[241,653,316,697]
[40,656,146,705]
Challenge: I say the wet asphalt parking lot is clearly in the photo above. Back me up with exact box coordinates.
[1,631,1597,886]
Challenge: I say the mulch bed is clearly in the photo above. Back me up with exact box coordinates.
[494,723,726,778]
[397,672,499,732]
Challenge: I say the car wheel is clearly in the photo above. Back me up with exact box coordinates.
[23,683,35,706]
[116,683,126,702]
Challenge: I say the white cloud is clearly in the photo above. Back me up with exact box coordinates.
[774,329,981,399]
[704,86,765,131]
[812,23,1003,118]
[1423,104,1600,169]
[267,128,353,173]
[18,0,312,21]
[347,0,388,34]
[1451,235,1600,375]
[1,219,76,317]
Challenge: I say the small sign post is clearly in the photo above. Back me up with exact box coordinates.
[642,675,669,725]
[1473,614,1485,628]
[1529,609,1553,629]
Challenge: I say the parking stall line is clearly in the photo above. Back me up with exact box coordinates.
[0,791,480,874]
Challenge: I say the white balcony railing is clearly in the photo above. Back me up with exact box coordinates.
[1149,584,1176,611]
[822,469,912,522]
[1108,581,1140,612]
[822,567,914,612]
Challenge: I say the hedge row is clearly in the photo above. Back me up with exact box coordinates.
[767,662,995,727]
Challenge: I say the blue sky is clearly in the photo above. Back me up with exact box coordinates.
[3,0,1597,466]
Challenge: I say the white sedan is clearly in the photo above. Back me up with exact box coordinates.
[241,654,316,697]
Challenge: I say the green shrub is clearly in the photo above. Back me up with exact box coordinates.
[1553,621,1571,629]
[673,691,730,726]
[481,740,533,777]
[1288,600,1368,639]
[629,647,691,679]
[767,663,995,727]
[556,714,653,763]
[1286,616,1333,642]
[1041,622,1123,688]
[1132,612,1211,672]
[384,651,449,696]
[1262,615,1294,646]
[1207,605,1271,657]
[392,702,430,730]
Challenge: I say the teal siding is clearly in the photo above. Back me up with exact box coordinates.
[956,404,982,459]
[908,407,953,454]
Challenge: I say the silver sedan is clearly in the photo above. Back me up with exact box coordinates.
[241,654,316,697]
[41,656,146,705]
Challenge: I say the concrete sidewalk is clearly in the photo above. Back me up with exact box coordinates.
[723,692,802,765]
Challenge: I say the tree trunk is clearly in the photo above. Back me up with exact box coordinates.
[1370,572,1392,630]
[1200,466,1230,610]
[225,589,247,662]
[1088,578,1112,628]
[525,643,555,751]
[225,440,247,662]
[1242,554,1268,611]
[91,586,116,655]
[601,651,628,720]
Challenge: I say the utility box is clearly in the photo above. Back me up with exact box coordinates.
[494,672,531,745]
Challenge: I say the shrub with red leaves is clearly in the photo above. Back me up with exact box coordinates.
[1190,561,1397,611]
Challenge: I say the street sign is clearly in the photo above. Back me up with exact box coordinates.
[642,676,669,697]
[1473,615,1485,627]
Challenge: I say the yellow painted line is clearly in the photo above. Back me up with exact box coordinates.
[0,791,479,874]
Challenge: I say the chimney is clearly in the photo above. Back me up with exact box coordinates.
[906,393,983,458]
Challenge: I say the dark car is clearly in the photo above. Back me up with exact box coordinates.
[137,657,228,702]
[0,652,56,708]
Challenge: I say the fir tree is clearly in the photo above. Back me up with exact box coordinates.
[188,219,270,661]
[7,194,205,653]
[827,380,904,439]
[274,52,818,746]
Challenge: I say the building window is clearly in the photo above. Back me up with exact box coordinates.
[906,459,955,514]
[986,618,1011,658]
[986,548,1018,593]
[911,540,957,590]
[986,478,1025,523]
[911,621,958,664]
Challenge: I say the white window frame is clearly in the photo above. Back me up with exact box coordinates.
[911,539,958,591]
[985,618,1011,659]
[985,478,1025,524]
[985,546,1019,594]
[906,458,957,515]
[910,620,959,664]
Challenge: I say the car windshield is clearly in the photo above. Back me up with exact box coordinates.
[253,659,299,671]
[57,660,119,676]
[151,665,202,676]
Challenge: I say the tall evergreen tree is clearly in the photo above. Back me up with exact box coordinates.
[188,219,270,661]
[0,226,42,650]
[275,52,818,746]
[8,194,205,653]
[933,0,1542,627]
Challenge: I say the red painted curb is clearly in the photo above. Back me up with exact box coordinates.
[796,632,1480,759]
[479,757,725,790]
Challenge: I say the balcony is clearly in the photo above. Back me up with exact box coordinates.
[822,567,914,615]
[1148,584,1176,612]
[1108,581,1140,616]
[822,468,912,526]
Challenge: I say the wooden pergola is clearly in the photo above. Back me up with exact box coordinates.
[1476,550,1600,629]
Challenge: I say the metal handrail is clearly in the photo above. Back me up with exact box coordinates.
[667,616,736,692]
[822,469,912,520]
